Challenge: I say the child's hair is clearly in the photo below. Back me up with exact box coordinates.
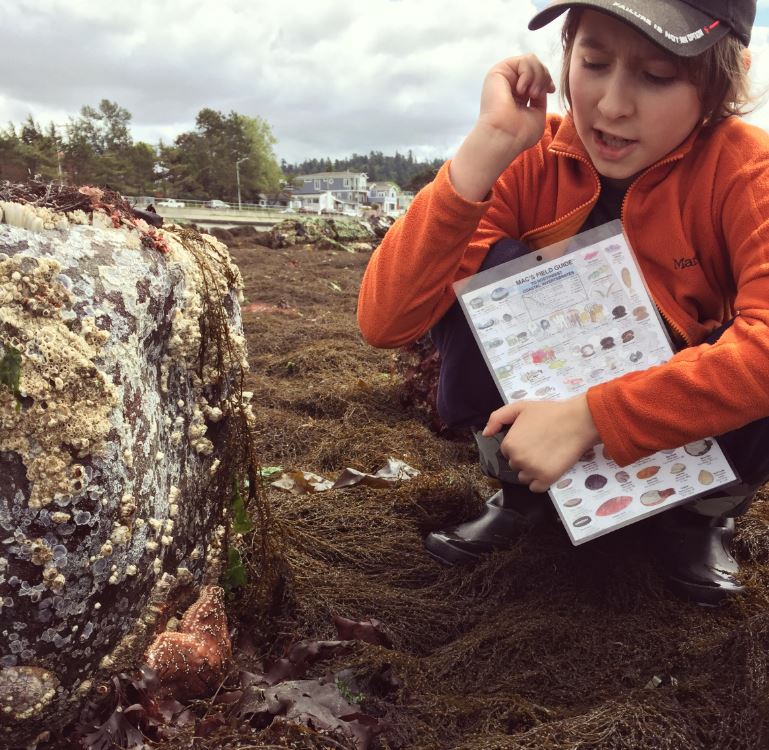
[559,9,755,126]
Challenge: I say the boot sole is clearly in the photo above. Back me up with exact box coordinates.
[666,574,746,608]
[424,532,484,566]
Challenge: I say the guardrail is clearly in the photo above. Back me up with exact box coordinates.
[124,196,292,212]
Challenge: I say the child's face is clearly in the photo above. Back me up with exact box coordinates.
[569,10,703,184]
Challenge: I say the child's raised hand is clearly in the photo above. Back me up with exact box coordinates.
[478,55,556,153]
[482,394,600,493]
[449,55,555,201]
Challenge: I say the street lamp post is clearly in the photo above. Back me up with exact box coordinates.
[236,157,249,211]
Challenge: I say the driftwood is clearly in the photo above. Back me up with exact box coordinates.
[0,187,250,746]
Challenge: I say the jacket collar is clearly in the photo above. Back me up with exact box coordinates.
[548,111,705,170]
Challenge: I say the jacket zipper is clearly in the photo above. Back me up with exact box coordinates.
[520,150,601,243]
[541,146,692,347]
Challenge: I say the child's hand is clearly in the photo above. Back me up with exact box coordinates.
[478,55,556,153]
[482,394,600,492]
[449,55,555,201]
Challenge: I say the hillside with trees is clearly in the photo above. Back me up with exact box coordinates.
[282,150,443,191]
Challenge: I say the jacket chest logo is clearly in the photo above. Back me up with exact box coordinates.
[673,256,699,270]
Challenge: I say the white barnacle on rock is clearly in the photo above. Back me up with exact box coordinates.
[175,566,193,585]
[30,539,53,566]
[148,518,163,536]
[0,666,59,722]
[194,438,214,456]
[110,525,130,546]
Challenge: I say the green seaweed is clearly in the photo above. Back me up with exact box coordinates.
[0,344,22,409]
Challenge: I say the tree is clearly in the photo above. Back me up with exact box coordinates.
[159,109,282,201]
[63,100,155,192]
[68,99,132,155]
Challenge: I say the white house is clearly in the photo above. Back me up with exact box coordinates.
[367,182,400,215]
[292,171,369,205]
[292,191,336,213]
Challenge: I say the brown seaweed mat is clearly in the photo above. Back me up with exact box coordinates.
[68,241,769,749]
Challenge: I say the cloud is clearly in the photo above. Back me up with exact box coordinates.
[0,0,767,164]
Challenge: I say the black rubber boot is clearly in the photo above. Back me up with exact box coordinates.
[656,510,745,607]
[424,484,550,566]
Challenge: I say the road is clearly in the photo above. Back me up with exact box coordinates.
[154,205,286,229]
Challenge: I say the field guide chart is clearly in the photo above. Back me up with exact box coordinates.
[455,221,736,544]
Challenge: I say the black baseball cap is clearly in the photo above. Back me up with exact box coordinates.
[528,0,756,56]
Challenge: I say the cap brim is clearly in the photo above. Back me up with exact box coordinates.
[528,0,730,57]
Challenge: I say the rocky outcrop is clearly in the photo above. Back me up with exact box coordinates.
[0,191,249,746]
[210,215,396,252]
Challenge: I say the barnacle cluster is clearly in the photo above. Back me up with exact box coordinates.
[0,243,115,510]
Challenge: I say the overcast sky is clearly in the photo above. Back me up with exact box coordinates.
[2,0,769,165]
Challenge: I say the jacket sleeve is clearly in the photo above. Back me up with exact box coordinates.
[587,127,769,467]
[357,161,520,348]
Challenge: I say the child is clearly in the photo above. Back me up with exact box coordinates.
[357,0,769,607]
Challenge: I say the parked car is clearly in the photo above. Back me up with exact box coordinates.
[157,198,186,208]
[205,199,230,209]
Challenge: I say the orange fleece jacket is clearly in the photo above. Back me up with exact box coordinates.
[357,113,769,467]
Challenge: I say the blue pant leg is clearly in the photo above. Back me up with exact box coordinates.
[430,238,531,430]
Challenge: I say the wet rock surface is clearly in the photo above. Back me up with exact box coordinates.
[0,204,246,746]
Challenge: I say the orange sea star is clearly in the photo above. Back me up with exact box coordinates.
[144,584,231,698]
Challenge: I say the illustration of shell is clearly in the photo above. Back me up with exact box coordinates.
[585,474,608,490]
[596,495,633,516]
[684,439,713,457]
[556,478,573,489]
[573,516,592,528]
[640,488,676,506]
[621,267,632,288]
[636,465,660,480]
[698,470,715,485]
[670,463,686,475]
[615,470,630,483]
[564,496,582,507]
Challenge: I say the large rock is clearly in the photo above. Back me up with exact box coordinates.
[0,191,249,746]
[246,215,395,251]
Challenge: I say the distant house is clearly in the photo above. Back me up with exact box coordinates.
[399,190,416,212]
[367,181,400,215]
[294,191,336,214]
[291,171,369,206]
